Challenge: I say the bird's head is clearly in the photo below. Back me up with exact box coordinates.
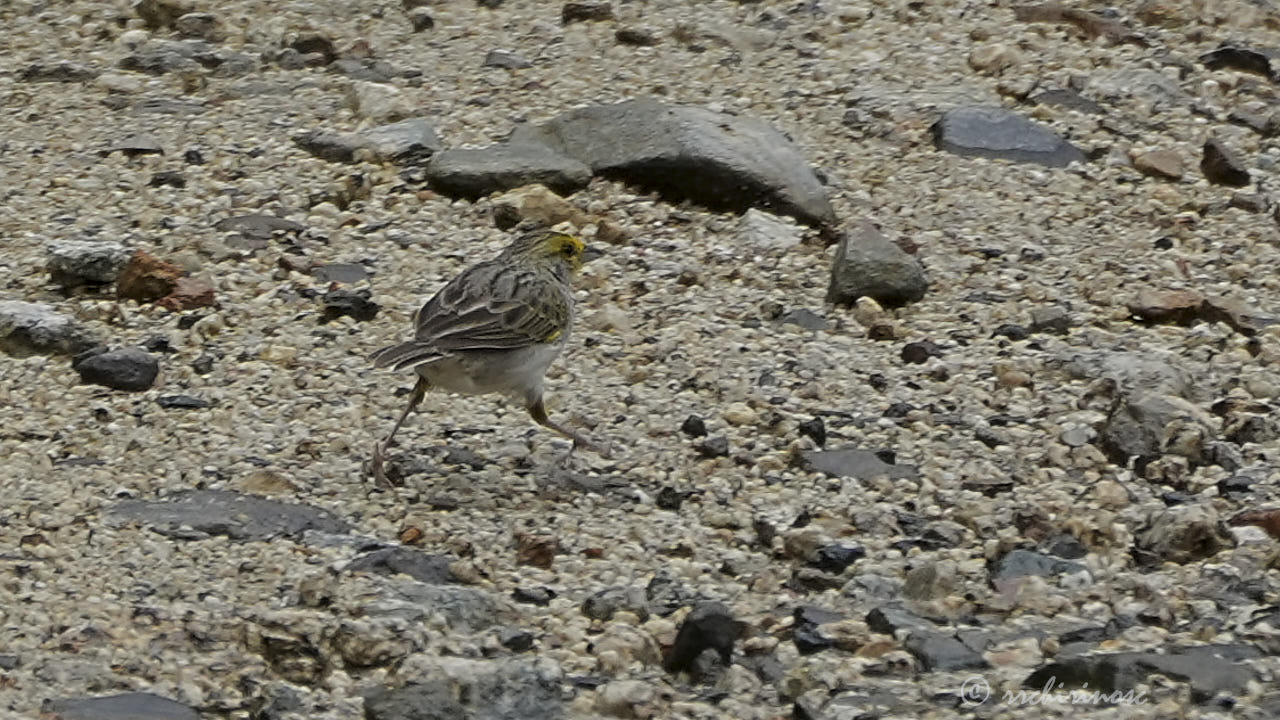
[505,229,587,274]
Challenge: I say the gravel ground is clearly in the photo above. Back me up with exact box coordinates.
[4,1,1280,719]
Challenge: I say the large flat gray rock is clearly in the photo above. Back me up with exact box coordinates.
[511,99,835,227]
[933,106,1086,168]
[41,692,198,720]
[427,142,591,198]
[107,489,350,541]
[0,300,100,357]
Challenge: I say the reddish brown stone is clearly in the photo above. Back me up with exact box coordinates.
[156,277,216,311]
[116,250,181,302]
[1127,289,1206,324]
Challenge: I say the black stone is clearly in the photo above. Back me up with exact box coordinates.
[1201,45,1276,81]
[656,486,686,510]
[798,417,826,446]
[663,602,741,673]
[73,347,159,392]
[901,340,942,364]
[681,415,707,437]
[498,627,535,652]
[904,631,988,671]
[1202,137,1251,187]
[810,544,865,574]
[698,436,730,458]
[156,394,210,409]
[1024,645,1261,704]
[993,323,1028,340]
[321,288,379,322]
[149,170,186,188]
[562,1,614,24]
[512,586,555,606]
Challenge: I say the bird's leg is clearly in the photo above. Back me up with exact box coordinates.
[527,396,606,464]
[370,377,429,488]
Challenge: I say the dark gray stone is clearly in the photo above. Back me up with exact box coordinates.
[363,658,563,720]
[663,602,741,673]
[800,446,918,480]
[20,61,99,83]
[213,214,305,240]
[779,308,828,331]
[294,129,367,163]
[346,547,457,584]
[646,571,702,616]
[1134,505,1235,566]
[426,143,591,199]
[46,240,130,285]
[107,489,350,541]
[1098,393,1210,464]
[1202,137,1251,187]
[0,301,100,357]
[1030,305,1071,334]
[312,263,369,284]
[865,605,935,635]
[361,117,444,162]
[328,59,401,82]
[483,49,533,69]
[1024,644,1261,704]
[373,582,501,630]
[562,1,614,24]
[321,288,379,323]
[41,692,198,720]
[932,106,1086,167]
[74,348,159,391]
[904,631,988,671]
[581,586,648,621]
[510,99,835,227]
[990,549,1088,591]
[826,221,927,307]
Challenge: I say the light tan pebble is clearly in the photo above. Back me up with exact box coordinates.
[594,679,658,718]
[851,296,886,327]
[96,73,144,93]
[722,402,758,426]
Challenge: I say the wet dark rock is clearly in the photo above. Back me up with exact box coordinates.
[73,348,159,391]
[107,489,350,541]
[932,106,1086,167]
[346,547,458,584]
[655,486,687,510]
[826,221,927,307]
[1024,645,1261,704]
[663,602,741,673]
[321,288,379,322]
[904,631,988,671]
[510,99,835,227]
[1202,137,1251,187]
[990,549,1088,592]
[289,33,337,64]
[41,692,198,720]
[800,446,918,480]
[426,143,591,199]
[993,323,1028,340]
[363,658,564,720]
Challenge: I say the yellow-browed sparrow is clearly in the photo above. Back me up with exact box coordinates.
[368,229,599,486]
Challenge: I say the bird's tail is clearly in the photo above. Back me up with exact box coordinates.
[369,342,443,372]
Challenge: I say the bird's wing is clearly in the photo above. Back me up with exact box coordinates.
[415,262,569,351]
